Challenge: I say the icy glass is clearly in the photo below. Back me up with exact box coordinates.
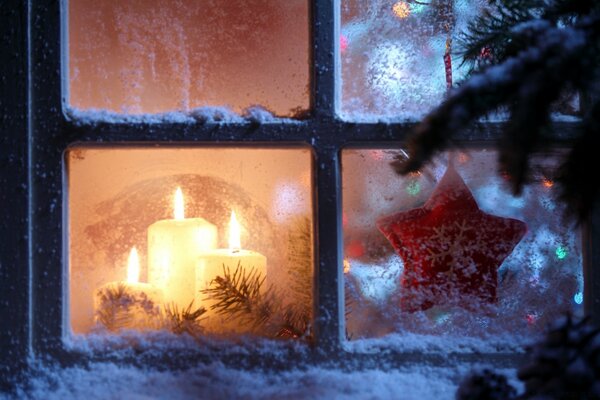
[69,1,309,117]
[66,147,313,341]
[342,149,582,348]
[339,0,485,121]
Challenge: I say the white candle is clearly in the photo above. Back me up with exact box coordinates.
[94,247,164,331]
[197,211,267,330]
[147,187,218,309]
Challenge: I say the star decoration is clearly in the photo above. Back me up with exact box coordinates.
[377,165,527,312]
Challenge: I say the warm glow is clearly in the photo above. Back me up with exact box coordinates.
[229,211,241,252]
[174,187,185,220]
[543,178,554,188]
[392,1,410,19]
[126,247,140,283]
[343,259,351,274]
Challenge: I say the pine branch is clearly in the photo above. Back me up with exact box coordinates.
[162,301,206,336]
[201,262,269,327]
[286,217,313,321]
[394,2,600,218]
[201,262,313,340]
[94,283,162,332]
[95,283,135,331]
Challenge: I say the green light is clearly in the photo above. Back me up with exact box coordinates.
[406,181,421,196]
[555,245,568,260]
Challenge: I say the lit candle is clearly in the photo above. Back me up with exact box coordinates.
[147,187,218,309]
[197,211,267,328]
[94,247,164,331]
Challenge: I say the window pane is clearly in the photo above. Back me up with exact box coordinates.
[69,1,309,118]
[339,1,485,121]
[67,147,313,342]
[342,149,582,348]
[339,1,581,121]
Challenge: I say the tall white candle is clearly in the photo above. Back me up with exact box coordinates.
[197,211,267,330]
[147,187,217,309]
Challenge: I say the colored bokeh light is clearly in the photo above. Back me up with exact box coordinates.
[555,245,568,260]
[542,178,554,188]
[574,292,584,305]
[340,34,349,53]
[392,1,411,19]
[406,181,421,196]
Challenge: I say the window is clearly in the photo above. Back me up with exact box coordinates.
[343,149,582,349]
[11,0,594,371]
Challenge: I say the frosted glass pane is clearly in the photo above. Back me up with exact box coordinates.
[340,0,485,121]
[67,147,313,342]
[342,149,582,348]
[69,1,309,117]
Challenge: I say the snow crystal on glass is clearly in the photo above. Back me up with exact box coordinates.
[342,149,583,347]
[340,0,485,121]
[69,1,309,117]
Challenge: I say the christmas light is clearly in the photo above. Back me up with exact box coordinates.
[574,292,583,305]
[406,181,421,196]
[555,245,568,260]
[392,1,411,19]
[343,259,351,274]
[340,34,348,53]
[542,178,554,188]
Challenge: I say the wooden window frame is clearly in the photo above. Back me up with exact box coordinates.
[1,0,598,383]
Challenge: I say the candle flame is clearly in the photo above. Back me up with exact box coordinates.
[229,210,241,252]
[127,247,140,283]
[174,187,185,220]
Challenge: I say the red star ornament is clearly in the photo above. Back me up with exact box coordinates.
[377,165,527,312]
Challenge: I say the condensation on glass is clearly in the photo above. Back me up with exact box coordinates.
[339,1,579,121]
[342,149,583,342]
[66,147,313,340]
[68,1,309,117]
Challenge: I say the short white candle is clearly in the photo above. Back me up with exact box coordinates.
[197,211,267,330]
[94,247,164,331]
[147,187,218,309]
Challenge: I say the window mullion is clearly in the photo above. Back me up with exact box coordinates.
[312,0,337,120]
[313,146,344,349]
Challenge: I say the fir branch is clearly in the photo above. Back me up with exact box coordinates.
[275,305,311,340]
[94,283,162,332]
[286,217,313,321]
[202,262,313,340]
[201,262,268,327]
[162,301,206,336]
[95,283,135,332]
[394,0,600,218]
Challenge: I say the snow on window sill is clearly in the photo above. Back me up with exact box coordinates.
[65,106,304,126]
[64,330,310,358]
[344,333,531,354]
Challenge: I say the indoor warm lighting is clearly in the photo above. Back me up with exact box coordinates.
[126,247,140,284]
[174,187,185,220]
[229,211,241,252]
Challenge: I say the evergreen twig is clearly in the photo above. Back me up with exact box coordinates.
[286,217,313,324]
[202,262,269,327]
[393,0,600,219]
[162,301,206,336]
[95,283,160,332]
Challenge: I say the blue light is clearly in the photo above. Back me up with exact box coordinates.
[574,292,583,305]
